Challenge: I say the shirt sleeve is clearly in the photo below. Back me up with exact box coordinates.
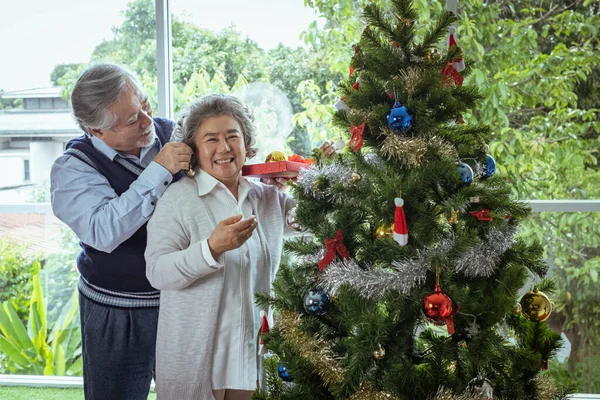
[145,194,224,290]
[50,155,173,253]
[201,239,224,268]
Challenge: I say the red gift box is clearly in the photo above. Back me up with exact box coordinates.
[242,161,309,179]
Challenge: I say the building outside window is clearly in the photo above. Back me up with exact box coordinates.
[23,159,30,182]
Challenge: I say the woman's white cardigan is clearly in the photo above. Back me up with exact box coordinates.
[145,173,295,400]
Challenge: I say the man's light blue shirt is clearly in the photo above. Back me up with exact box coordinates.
[50,135,172,253]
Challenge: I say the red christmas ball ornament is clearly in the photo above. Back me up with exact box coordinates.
[423,284,459,334]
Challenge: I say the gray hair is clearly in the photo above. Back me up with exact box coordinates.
[177,94,258,171]
[71,63,146,135]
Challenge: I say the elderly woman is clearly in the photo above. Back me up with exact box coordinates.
[145,94,296,400]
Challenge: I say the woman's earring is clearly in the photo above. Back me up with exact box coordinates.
[186,155,196,177]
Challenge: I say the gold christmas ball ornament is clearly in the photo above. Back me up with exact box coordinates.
[375,224,394,239]
[425,48,441,61]
[520,288,555,322]
[373,344,386,359]
[264,150,287,163]
[351,172,362,183]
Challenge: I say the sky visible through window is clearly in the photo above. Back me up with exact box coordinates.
[0,0,318,91]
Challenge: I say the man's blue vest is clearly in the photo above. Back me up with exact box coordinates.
[65,117,182,292]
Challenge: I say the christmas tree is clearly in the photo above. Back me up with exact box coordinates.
[255,0,569,399]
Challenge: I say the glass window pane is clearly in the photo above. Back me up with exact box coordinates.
[0,0,157,378]
[519,212,600,394]
[170,0,341,161]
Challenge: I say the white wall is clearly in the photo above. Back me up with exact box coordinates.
[29,141,63,184]
[0,152,26,187]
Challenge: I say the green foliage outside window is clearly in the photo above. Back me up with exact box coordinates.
[0,273,81,376]
[0,238,40,322]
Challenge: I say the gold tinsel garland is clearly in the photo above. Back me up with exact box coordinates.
[278,311,345,385]
[380,135,457,168]
[432,375,560,400]
[535,375,560,400]
[400,67,422,98]
[348,382,401,400]
[432,387,488,400]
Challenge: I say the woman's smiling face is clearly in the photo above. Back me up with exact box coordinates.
[194,114,247,187]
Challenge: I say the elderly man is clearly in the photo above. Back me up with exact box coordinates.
[50,63,192,400]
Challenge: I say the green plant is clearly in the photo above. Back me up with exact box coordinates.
[40,226,80,325]
[0,273,82,376]
[0,238,41,322]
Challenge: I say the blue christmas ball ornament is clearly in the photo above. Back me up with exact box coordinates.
[387,101,413,133]
[480,154,497,179]
[277,362,293,382]
[303,289,331,316]
[457,161,474,185]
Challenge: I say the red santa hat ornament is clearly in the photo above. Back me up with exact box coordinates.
[394,197,408,246]
[448,27,465,73]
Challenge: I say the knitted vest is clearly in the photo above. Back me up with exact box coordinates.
[65,117,182,292]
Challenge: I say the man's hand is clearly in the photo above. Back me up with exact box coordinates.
[153,142,193,174]
[207,215,258,259]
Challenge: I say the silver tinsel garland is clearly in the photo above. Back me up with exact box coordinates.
[297,249,325,266]
[302,225,514,297]
[297,162,356,201]
[453,225,516,278]
[320,239,453,299]
[363,151,385,168]
[320,258,426,299]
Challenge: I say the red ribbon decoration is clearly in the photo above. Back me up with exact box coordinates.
[441,62,464,87]
[469,208,493,221]
[318,229,350,271]
[287,154,315,165]
[348,123,365,152]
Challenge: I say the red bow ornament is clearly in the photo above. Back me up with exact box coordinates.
[318,229,350,270]
[469,209,493,221]
[348,123,365,152]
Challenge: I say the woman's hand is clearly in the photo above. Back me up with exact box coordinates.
[207,214,258,259]
[260,177,291,190]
